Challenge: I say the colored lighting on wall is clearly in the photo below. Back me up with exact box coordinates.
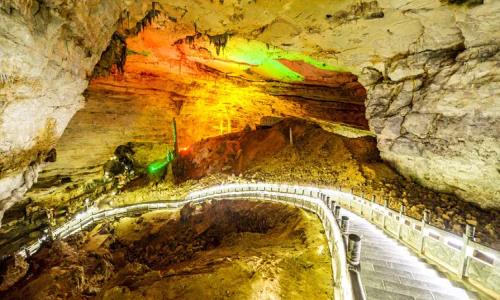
[217,38,348,82]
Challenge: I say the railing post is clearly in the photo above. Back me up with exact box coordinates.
[334,205,341,221]
[382,199,388,229]
[359,195,364,217]
[48,226,55,241]
[369,196,375,221]
[341,216,350,246]
[397,205,406,240]
[419,210,430,254]
[347,234,367,300]
[341,216,349,233]
[347,234,362,266]
[457,224,475,278]
[84,198,90,210]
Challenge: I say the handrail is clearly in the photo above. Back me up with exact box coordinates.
[318,185,500,298]
[186,188,357,299]
[13,183,360,300]
[8,182,499,299]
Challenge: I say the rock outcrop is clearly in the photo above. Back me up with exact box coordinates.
[357,2,500,208]
[0,0,121,222]
[0,1,156,221]
[0,254,28,291]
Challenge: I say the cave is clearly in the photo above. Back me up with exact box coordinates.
[0,1,499,299]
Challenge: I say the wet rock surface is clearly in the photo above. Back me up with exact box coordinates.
[0,200,332,299]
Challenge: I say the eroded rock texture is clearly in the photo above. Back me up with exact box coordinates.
[0,0,499,223]
[0,0,121,221]
[359,3,500,208]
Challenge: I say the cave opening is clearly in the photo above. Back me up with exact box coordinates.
[2,15,372,225]
[0,1,499,299]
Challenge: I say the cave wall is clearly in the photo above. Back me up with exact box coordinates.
[251,0,499,207]
[0,1,151,220]
[355,2,500,208]
[0,0,499,224]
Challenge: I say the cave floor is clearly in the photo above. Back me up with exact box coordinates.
[1,119,498,257]
[1,200,333,299]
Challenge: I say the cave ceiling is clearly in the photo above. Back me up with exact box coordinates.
[0,0,499,225]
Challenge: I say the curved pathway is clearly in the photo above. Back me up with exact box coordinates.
[5,182,495,300]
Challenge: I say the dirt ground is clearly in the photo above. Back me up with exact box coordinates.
[1,118,497,262]
[106,118,498,249]
[0,200,333,299]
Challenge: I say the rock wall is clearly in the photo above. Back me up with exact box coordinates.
[240,0,500,207]
[0,1,150,220]
[355,2,500,208]
[218,0,499,207]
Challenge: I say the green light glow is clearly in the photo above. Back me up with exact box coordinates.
[253,60,304,81]
[147,150,175,175]
[147,158,169,174]
[146,119,177,176]
[217,38,347,82]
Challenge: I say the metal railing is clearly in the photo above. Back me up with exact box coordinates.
[14,183,366,300]
[12,182,500,299]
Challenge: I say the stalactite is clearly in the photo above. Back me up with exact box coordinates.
[91,32,127,78]
[92,2,161,78]
[125,2,161,36]
[208,32,232,55]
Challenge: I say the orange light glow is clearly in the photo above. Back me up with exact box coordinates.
[178,146,191,155]
[89,26,366,150]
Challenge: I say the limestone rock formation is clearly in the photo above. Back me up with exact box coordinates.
[0,0,499,225]
[359,3,500,208]
[0,0,118,222]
